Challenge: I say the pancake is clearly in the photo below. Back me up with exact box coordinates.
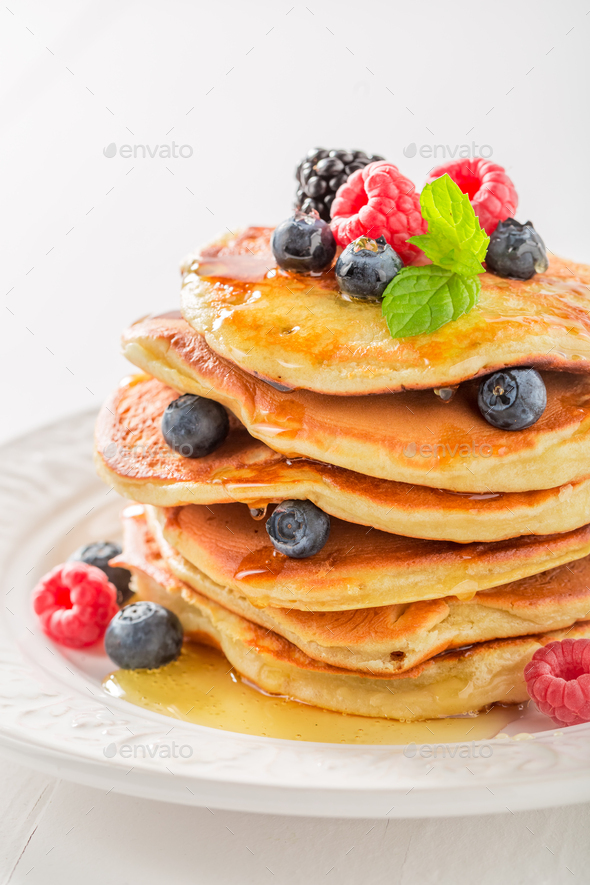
[116,505,590,675]
[96,374,590,543]
[122,314,590,493]
[151,501,590,611]
[118,518,590,720]
[180,227,590,396]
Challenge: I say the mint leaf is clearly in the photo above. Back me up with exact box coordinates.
[382,265,480,338]
[407,174,489,276]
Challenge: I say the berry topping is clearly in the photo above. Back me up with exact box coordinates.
[32,561,119,648]
[335,235,403,302]
[485,218,549,280]
[266,500,330,559]
[330,162,426,264]
[296,148,384,222]
[478,368,546,431]
[271,211,336,274]
[525,639,590,726]
[162,394,229,458]
[105,601,183,670]
[427,158,517,235]
[69,541,133,605]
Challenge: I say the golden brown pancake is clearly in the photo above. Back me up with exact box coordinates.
[116,505,590,675]
[122,315,590,493]
[151,501,590,610]
[96,374,590,543]
[180,227,590,396]
[116,513,590,720]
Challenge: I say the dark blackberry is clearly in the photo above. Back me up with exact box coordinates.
[295,148,385,222]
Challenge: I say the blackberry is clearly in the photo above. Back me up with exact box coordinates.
[295,148,384,222]
[68,541,133,606]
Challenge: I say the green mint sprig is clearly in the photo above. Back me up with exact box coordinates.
[382,174,489,339]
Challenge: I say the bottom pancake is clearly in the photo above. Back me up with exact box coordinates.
[116,505,590,675]
[114,508,590,720]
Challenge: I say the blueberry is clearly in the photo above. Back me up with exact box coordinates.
[105,601,183,670]
[485,219,549,280]
[266,500,330,558]
[69,541,133,605]
[478,368,547,430]
[161,394,229,458]
[271,212,336,274]
[335,235,403,301]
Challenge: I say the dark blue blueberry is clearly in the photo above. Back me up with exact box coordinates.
[478,368,547,430]
[161,394,229,458]
[271,212,336,274]
[105,601,183,670]
[485,219,549,280]
[69,541,133,605]
[266,500,330,558]
[335,235,403,301]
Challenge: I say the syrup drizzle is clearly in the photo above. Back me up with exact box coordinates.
[103,643,524,745]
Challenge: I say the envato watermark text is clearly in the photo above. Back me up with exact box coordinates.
[403,741,493,759]
[403,142,493,160]
[403,441,493,459]
[103,741,193,759]
[103,142,193,159]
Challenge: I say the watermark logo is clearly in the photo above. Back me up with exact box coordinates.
[403,741,493,759]
[103,142,193,159]
[403,441,493,459]
[403,142,493,160]
[103,741,193,759]
[100,441,199,460]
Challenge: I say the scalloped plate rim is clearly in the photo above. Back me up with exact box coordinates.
[2,409,590,817]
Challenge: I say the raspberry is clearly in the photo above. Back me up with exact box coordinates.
[427,158,518,236]
[524,639,590,726]
[32,561,119,648]
[330,161,426,265]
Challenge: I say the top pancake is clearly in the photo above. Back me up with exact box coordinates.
[180,227,590,396]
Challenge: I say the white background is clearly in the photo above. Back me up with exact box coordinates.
[1,0,590,881]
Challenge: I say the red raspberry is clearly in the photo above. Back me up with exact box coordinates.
[427,158,518,236]
[32,561,119,648]
[524,639,590,726]
[330,161,426,264]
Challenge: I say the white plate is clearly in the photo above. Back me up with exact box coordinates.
[2,412,590,818]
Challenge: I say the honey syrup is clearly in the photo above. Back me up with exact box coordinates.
[103,642,523,745]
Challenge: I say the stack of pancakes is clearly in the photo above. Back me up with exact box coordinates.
[96,228,590,721]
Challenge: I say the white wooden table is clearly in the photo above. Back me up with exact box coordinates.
[1,753,590,884]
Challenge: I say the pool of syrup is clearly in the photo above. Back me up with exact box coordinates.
[103,643,524,745]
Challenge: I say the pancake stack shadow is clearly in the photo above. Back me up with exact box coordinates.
[95,229,590,721]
